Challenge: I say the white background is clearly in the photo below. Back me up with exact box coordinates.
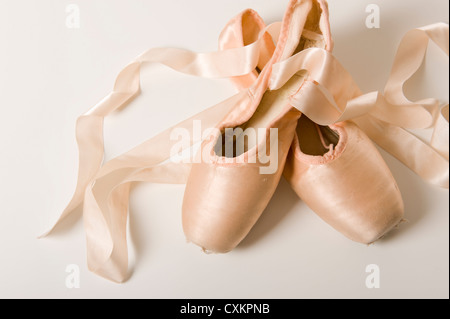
[0,0,448,299]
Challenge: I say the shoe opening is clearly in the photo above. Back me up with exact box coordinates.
[214,71,307,158]
[293,0,326,55]
[297,115,340,156]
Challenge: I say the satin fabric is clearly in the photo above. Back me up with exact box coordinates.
[285,121,404,244]
[183,0,328,254]
[42,0,449,282]
[269,24,450,188]
[218,9,277,89]
[183,108,301,253]
[217,2,404,245]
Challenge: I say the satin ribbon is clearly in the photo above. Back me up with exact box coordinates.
[41,35,271,235]
[269,23,449,188]
[42,11,449,282]
[41,40,271,282]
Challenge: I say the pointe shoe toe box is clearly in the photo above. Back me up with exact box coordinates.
[285,121,405,244]
[182,162,282,253]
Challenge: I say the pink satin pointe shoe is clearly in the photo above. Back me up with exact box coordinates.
[182,0,331,253]
[219,0,405,245]
[284,117,405,244]
[182,78,302,253]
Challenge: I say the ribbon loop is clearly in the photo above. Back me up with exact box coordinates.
[270,24,449,188]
